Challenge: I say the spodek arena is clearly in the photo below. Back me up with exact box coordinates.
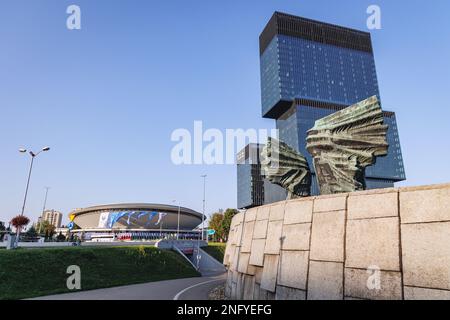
[67,203,206,242]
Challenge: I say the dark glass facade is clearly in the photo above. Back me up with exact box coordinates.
[237,144,286,209]
[237,12,406,208]
[261,35,380,117]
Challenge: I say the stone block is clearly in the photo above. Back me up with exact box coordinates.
[254,286,271,300]
[284,199,313,225]
[344,268,402,300]
[226,270,232,284]
[233,223,244,247]
[245,208,257,222]
[404,286,450,300]
[400,186,450,224]
[348,191,398,220]
[346,217,400,271]
[232,270,239,283]
[238,253,250,274]
[313,195,347,213]
[233,213,244,227]
[228,226,237,245]
[277,251,308,290]
[254,266,263,284]
[264,220,283,254]
[247,264,257,276]
[253,219,269,239]
[269,202,286,221]
[241,221,255,253]
[225,283,231,298]
[310,210,345,262]
[401,222,450,290]
[249,239,266,267]
[281,223,311,251]
[275,286,306,300]
[223,243,233,266]
[260,255,279,293]
[225,270,233,298]
[230,246,240,271]
[243,275,256,300]
[235,273,244,300]
[307,261,344,300]
[253,283,261,300]
[230,282,237,300]
[256,205,270,221]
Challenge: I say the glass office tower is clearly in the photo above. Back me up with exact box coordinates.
[237,12,406,208]
[260,12,406,195]
[237,144,287,209]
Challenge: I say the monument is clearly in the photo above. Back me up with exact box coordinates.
[261,137,311,199]
[261,96,388,197]
[306,96,388,195]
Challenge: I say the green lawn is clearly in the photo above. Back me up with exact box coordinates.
[0,246,199,300]
[202,242,226,263]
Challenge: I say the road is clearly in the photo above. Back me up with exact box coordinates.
[30,273,226,300]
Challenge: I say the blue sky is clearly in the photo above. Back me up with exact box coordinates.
[1,0,449,225]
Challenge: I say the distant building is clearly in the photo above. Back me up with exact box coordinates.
[69,203,206,242]
[237,144,287,209]
[41,210,63,228]
[55,227,69,237]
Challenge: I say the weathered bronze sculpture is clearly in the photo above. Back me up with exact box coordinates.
[306,96,389,195]
[261,137,311,199]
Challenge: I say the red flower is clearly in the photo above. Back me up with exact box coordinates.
[10,215,30,230]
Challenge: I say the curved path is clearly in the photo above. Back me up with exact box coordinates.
[31,273,226,300]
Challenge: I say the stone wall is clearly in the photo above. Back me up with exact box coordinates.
[223,183,450,300]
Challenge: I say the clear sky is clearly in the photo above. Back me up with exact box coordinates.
[1,0,449,226]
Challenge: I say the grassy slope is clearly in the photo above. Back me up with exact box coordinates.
[0,246,199,300]
[202,242,226,263]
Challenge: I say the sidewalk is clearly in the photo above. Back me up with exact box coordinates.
[29,273,226,300]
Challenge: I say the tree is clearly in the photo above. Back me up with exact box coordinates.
[56,232,66,242]
[10,215,30,244]
[208,212,224,242]
[222,208,238,242]
[36,220,56,238]
[0,221,6,241]
[24,225,38,240]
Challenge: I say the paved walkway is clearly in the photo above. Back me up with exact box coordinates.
[30,273,226,300]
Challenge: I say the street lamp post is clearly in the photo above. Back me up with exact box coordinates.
[39,186,50,235]
[177,205,181,240]
[201,174,206,241]
[19,147,50,216]
[17,147,50,245]
[196,174,207,270]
